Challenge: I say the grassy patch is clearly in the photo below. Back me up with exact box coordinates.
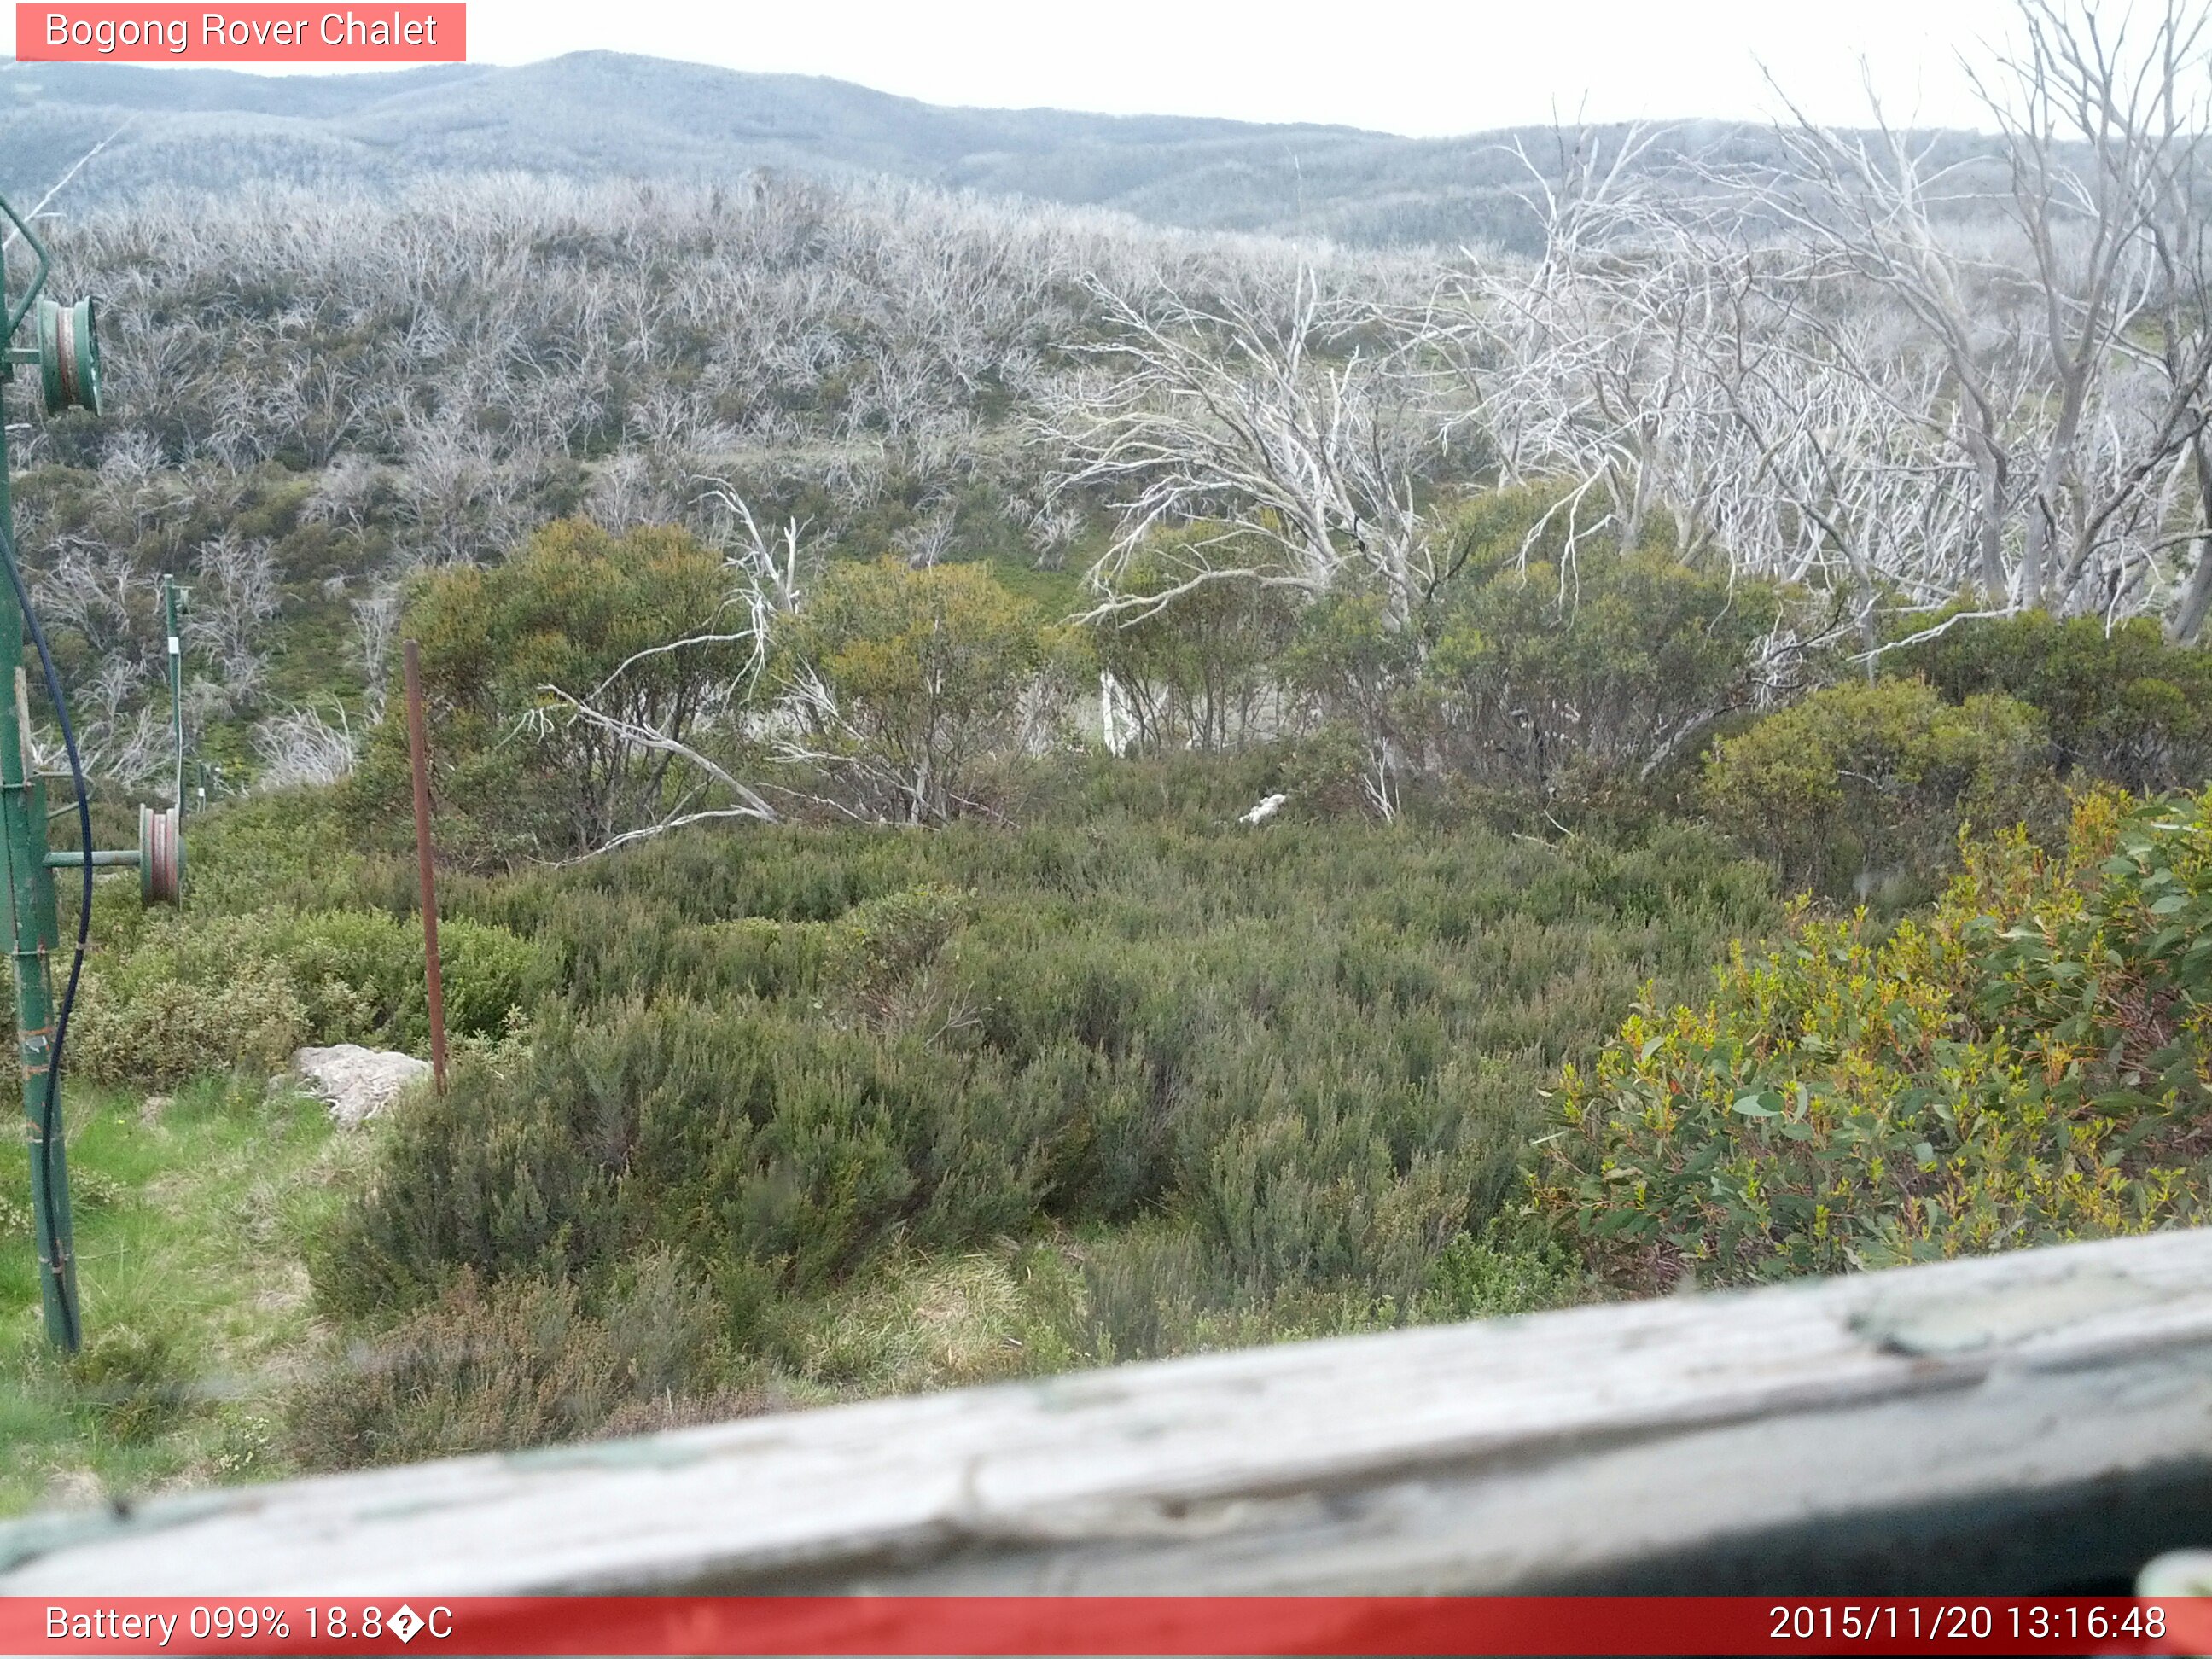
[0,1076,356,1515]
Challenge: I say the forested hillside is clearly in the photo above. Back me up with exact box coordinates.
[5,1,2212,1511]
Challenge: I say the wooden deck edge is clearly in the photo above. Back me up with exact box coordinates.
[7,1228,2212,1593]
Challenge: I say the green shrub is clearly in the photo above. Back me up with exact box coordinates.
[70,958,310,1086]
[259,909,547,1051]
[352,520,755,868]
[172,789,370,916]
[317,786,1775,1345]
[818,882,974,1019]
[1419,506,1799,797]
[1699,678,2055,898]
[290,1273,632,1469]
[70,1324,198,1444]
[70,907,544,1085]
[1089,530,1300,754]
[311,995,1071,1322]
[1417,1229,1585,1321]
[1278,489,1807,814]
[1063,1224,1227,1365]
[1049,1220,1523,1364]
[290,1250,729,1470]
[780,558,1072,824]
[1535,788,2211,1295]
[1893,612,2212,793]
[1280,721,1391,819]
[597,1249,728,1400]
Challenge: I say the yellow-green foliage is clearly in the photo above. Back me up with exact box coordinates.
[353,520,754,866]
[1537,788,2212,1292]
[782,558,1074,823]
[1700,678,2054,896]
[70,908,545,1086]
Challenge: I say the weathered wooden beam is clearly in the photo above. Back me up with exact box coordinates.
[7,1229,2212,1595]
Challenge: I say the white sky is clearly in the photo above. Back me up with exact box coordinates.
[14,0,2029,134]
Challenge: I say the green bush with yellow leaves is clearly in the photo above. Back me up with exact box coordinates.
[1698,677,2056,899]
[1536,786,2212,1293]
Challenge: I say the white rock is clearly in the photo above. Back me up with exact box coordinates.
[291,1044,434,1127]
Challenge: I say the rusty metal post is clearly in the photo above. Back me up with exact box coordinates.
[403,640,448,1094]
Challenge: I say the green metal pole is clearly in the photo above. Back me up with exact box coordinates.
[164,577,183,812]
[0,239,76,1351]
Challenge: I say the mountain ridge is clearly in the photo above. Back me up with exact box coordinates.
[0,51,1662,247]
[0,52,1999,248]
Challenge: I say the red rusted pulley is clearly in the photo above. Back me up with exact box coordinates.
[37,296,99,416]
[138,803,180,906]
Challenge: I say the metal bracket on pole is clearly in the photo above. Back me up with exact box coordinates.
[163,577,186,813]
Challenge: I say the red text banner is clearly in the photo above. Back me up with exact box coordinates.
[1,1596,2208,1656]
[15,5,464,62]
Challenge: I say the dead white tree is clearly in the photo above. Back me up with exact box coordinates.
[253,703,358,789]
[1044,271,1445,630]
[2122,1,2212,641]
[1743,0,2212,620]
[1435,125,1736,572]
[526,490,813,859]
[350,587,401,717]
[72,658,172,787]
[187,529,280,707]
[699,481,810,618]
[894,498,959,569]
[1433,4,2212,645]
[1698,258,1996,655]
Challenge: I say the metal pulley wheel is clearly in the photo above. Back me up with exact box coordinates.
[37,296,99,416]
[138,803,180,905]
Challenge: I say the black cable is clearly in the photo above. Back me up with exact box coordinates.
[0,517,85,1351]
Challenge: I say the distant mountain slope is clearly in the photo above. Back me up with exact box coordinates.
[0,53,2005,248]
[0,52,1592,247]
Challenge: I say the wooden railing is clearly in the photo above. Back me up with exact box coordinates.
[5,1228,2212,1594]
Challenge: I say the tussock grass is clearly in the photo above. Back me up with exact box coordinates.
[0,1078,357,1515]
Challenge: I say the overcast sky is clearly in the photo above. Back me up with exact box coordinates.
[452,0,2021,135]
[10,0,2030,134]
